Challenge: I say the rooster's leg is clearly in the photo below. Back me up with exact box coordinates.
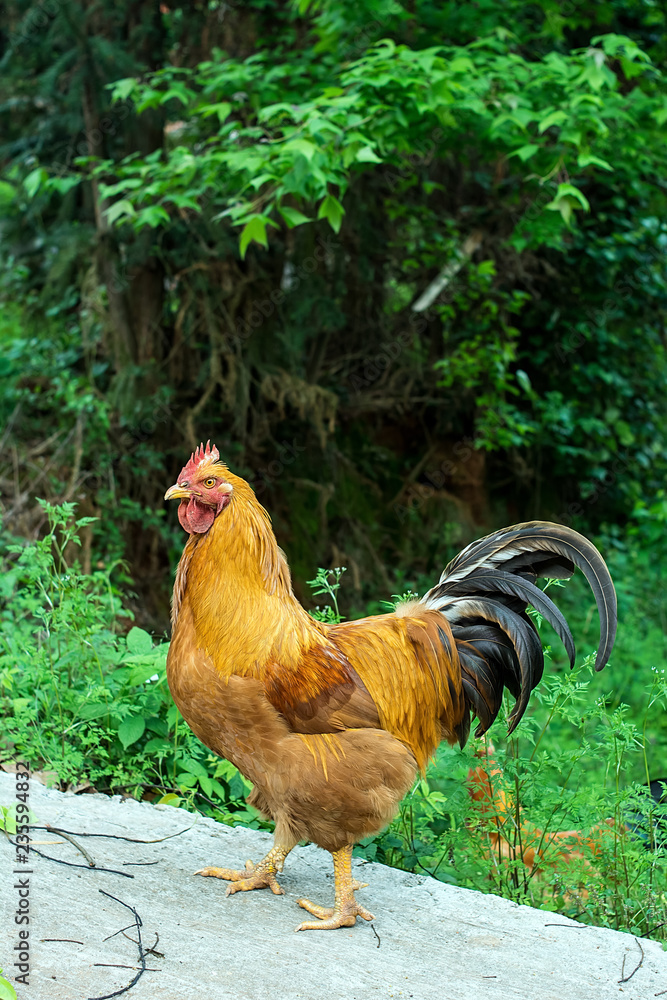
[195,844,291,896]
[296,844,374,931]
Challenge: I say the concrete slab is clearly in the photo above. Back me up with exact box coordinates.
[0,772,665,1000]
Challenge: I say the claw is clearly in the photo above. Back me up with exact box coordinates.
[194,845,290,896]
[294,844,374,931]
[226,867,285,896]
[295,897,374,931]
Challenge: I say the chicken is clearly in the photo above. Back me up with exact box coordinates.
[164,441,617,931]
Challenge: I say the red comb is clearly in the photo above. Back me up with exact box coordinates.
[191,440,219,466]
[181,440,220,479]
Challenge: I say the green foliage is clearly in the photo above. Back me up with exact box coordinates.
[0,502,261,827]
[2,0,667,616]
[435,262,533,449]
[50,26,665,259]
[307,566,347,623]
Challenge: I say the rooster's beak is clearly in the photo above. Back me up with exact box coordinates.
[165,484,191,501]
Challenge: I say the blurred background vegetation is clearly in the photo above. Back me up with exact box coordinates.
[1,0,667,939]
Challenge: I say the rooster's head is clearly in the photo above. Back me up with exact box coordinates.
[165,441,233,534]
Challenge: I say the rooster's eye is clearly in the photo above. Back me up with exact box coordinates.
[203,478,216,488]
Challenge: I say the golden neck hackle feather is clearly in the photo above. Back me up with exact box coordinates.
[173,470,327,680]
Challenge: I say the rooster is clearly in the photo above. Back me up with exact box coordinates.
[164,442,616,931]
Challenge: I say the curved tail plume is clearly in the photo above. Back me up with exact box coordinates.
[422,522,617,736]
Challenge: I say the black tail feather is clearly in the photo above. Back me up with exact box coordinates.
[424,521,616,737]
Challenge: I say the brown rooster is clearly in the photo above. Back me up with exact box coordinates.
[164,442,616,931]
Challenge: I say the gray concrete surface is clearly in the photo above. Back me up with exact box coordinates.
[0,771,665,1000]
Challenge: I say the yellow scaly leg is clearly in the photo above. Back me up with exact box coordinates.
[295,844,374,931]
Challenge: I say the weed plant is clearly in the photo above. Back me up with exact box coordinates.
[0,507,665,942]
[0,502,257,823]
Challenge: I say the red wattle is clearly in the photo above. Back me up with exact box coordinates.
[178,498,216,534]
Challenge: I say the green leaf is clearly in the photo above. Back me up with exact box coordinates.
[545,183,590,225]
[111,77,138,102]
[178,756,208,778]
[554,183,590,210]
[161,85,193,106]
[0,180,15,205]
[166,194,200,211]
[118,715,146,748]
[144,737,171,752]
[127,661,162,686]
[214,760,241,782]
[516,369,533,394]
[0,970,17,1000]
[157,793,181,807]
[448,56,475,74]
[317,193,345,233]
[199,101,231,122]
[619,55,646,80]
[136,88,163,112]
[49,176,82,195]
[282,138,317,161]
[278,205,311,228]
[0,807,16,835]
[126,627,153,655]
[577,153,613,171]
[104,199,136,226]
[509,144,539,163]
[537,109,568,134]
[249,173,275,191]
[78,703,110,721]
[177,771,198,788]
[239,215,268,258]
[135,205,171,228]
[651,101,667,126]
[198,775,214,797]
[209,778,228,799]
[167,704,182,727]
[24,167,47,199]
[355,145,382,164]
[98,179,144,199]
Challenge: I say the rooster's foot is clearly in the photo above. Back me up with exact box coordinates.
[195,845,289,896]
[295,845,374,931]
[296,885,374,930]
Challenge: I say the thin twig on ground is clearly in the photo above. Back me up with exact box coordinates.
[3,834,134,878]
[88,890,151,1000]
[619,938,644,984]
[144,932,163,958]
[41,939,84,945]
[544,922,590,929]
[37,823,194,843]
[103,924,137,943]
[55,828,96,867]
[93,962,162,972]
[94,965,160,973]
